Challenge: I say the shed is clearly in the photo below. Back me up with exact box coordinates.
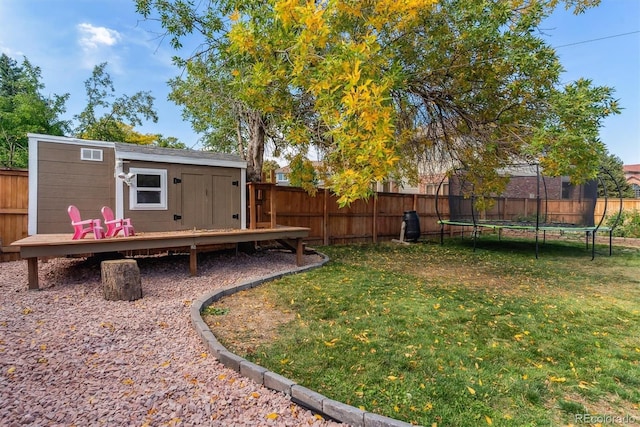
[28,134,247,235]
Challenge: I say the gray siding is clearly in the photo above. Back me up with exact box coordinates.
[37,141,115,234]
[122,161,242,232]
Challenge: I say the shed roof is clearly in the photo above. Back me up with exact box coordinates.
[27,133,246,169]
[113,142,245,168]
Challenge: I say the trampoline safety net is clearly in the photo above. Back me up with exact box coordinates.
[446,164,599,228]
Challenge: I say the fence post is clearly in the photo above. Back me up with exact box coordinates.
[373,193,378,244]
[270,185,277,228]
[248,182,256,229]
[323,188,329,246]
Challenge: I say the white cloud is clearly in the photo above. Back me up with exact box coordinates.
[0,46,24,57]
[77,23,121,50]
[76,23,123,71]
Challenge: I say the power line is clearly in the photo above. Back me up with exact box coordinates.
[554,30,640,49]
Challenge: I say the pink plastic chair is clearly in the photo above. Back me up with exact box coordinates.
[101,206,135,238]
[68,205,104,240]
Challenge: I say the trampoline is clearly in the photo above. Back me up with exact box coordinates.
[435,164,623,259]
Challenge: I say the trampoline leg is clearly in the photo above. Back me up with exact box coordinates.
[535,230,539,259]
[473,227,477,252]
[440,224,444,245]
[543,230,546,244]
[591,231,596,260]
[609,230,613,256]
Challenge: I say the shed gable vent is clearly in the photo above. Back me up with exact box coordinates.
[81,147,103,162]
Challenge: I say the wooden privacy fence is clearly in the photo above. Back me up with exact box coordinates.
[250,185,640,246]
[594,198,640,223]
[248,184,446,245]
[0,169,28,262]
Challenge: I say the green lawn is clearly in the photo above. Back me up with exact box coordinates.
[212,238,640,426]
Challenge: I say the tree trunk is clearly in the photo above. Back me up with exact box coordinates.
[101,259,142,301]
[246,110,265,182]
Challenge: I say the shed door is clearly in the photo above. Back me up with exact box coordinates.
[180,173,240,230]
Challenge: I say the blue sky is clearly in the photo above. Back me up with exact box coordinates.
[1,0,638,163]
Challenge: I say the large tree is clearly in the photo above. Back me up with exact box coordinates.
[136,0,617,205]
[0,54,70,168]
[598,150,633,198]
[73,62,159,143]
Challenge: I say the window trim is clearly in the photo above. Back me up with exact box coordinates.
[129,168,168,210]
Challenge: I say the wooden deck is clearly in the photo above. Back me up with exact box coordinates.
[11,226,310,290]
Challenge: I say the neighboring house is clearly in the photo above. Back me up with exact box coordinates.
[623,164,640,198]
[274,161,327,188]
[419,173,449,196]
[28,134,247,235]
[274,165,292,186]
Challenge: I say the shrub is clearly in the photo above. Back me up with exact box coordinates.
[606,209,640,238]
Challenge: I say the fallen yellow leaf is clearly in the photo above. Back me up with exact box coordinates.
[467,386,476,395]
[549,376,566,383]
[266,412,278,420]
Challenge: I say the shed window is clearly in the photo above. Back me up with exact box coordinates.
[129,168,167,210]
[81,148,103,161]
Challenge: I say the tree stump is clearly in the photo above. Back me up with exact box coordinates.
[101,259,142,301]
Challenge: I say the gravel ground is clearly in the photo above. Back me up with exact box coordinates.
[0,250,344,427]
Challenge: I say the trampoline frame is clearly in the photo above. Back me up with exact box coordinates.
[435,166,623,259]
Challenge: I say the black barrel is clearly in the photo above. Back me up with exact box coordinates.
[403,210,421,242]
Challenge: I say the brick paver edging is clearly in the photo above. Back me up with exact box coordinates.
[190,252,418,427]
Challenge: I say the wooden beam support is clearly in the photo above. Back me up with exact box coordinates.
[27,258,39,290]
[296,238,303,267]
[189,244,197,276]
